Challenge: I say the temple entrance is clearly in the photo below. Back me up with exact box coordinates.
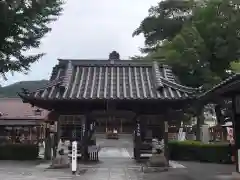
[58,112,165,163]
[58,114,135,164]
[96,117,122,133]
[95,115,134,134]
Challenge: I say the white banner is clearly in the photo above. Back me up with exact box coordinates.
[71,141,77,173]
[226,127,234,144]
[178,128,186,141]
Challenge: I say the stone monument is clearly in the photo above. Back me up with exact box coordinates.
[143,138,168,173]
[50,139,70,169]
[200,124,210,144]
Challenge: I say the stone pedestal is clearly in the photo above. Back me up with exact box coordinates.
[50,154,70,169]
[200,124,210,144]
[142,153,168,173]
[148,153,168,167]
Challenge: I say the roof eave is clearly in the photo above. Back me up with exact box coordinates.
[198,73,240,101]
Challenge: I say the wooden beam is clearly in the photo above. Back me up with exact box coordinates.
[163,112,170,166]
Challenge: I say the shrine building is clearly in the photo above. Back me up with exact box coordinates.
[19,51,199,161]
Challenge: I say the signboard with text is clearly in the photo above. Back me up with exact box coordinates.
[71,141,77,173]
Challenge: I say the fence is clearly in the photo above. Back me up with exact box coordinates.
[88,145,100,161]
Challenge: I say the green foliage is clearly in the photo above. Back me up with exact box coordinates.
[230,61,240,73]
[0,0,64,78]
[0,80,48,97]
[160,23,220,88]
[0,144,39,160]
[168,140,232,164]
[133,0,196,52]
[192,0,240,78]
[133,0,240,89]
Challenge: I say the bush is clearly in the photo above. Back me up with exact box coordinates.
[168,140,233,164]
[0,144,39,160]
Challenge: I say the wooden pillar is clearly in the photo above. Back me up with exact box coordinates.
[106,118,108,132]
[215,104,224,124]
[81,114,96,161]
[196,105,204,141]
[29,127,32,141]
[42,124,45,141]
[53,121,59,158]
[12,127,15,143]
[44,123,51,160]
[120,119,123,133]
[232,95,240,172]
[133,115,141,161]
[163,113,169,166]
[36,126,40,144]
[82,115,90,161]
[47,111,60,159]
[81,116,86,160]
[81,116,85,141]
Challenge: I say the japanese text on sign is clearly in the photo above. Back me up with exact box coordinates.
[136,123,140,136]
[82,123,85,136]
[71,141,77,172]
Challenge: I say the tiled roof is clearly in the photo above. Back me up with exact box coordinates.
[0,98,49,119]
[199,73,240,99]
[20,57,199,101]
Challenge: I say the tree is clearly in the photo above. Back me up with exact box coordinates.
[132,0,196,52]
[230,61,240,73]
[0,0,64,79]
[192,0,240,78]
[133,0,240,88]
[160,23,220,88]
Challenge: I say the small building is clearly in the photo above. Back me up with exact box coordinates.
[0,98,49,144]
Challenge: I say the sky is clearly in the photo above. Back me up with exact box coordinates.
[1,0,159,86]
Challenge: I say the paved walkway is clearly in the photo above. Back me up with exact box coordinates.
[0,162,235,180]
[0,167,142,180]
[0,135,236,179]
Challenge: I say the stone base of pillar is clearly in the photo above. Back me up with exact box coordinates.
[133,147,140,161]
[141,153,169,173]
[50,154,70,169]
[148,153,168,167]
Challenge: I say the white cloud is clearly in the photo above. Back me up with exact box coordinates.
[1,0,159,86]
